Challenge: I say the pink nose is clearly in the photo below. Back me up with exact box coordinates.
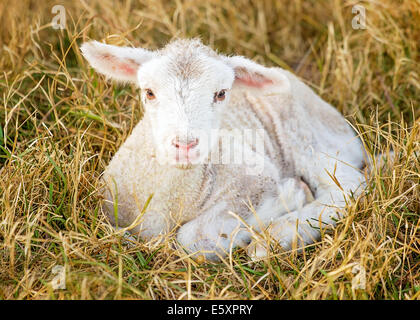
[172,137,199,150]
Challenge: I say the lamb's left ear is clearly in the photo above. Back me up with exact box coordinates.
[222,55,290,91]
[80,41,155,83]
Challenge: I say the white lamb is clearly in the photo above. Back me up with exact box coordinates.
[81,38,366,261]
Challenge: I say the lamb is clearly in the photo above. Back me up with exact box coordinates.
[81,38,366,261]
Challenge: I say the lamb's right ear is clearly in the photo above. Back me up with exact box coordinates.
[222,55,290,93]
[80,41,155,83]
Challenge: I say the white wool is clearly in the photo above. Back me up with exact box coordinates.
[81,39,366,261]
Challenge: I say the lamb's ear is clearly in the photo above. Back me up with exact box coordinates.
[222,55,290,91]
[80,41,155,83]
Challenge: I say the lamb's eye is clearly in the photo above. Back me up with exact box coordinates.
[145,89,155,100]
[214,89,226,102]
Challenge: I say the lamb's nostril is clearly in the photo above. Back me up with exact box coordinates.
[172,137,199,150]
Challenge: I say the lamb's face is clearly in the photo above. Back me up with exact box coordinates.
[137,54,235,167]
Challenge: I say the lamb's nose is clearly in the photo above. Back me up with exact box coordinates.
[172,137,199,150]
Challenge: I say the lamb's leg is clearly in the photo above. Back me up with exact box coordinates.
[177,178,313,261]
[248,168,365,259]
[246,177,314,231]
[102,179,176,241]
[176,201,250,262]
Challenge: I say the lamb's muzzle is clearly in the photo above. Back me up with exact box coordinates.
[171,136,199,163]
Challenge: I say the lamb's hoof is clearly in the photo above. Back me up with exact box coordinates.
[178,238,224,263]
[247,229,295,261]
[190,251,221,263]
[277,178,314,211]
[247,239,269,261]
[300,180,314,202]
[194,254,206,264]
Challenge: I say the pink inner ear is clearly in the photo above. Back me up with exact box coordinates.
[234,69,274,88]
[102,54,138,76]
[117,62,136,75]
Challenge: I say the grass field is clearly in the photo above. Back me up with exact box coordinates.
[0,0,419,300]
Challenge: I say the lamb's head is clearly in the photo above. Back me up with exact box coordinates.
[81,39,288,168]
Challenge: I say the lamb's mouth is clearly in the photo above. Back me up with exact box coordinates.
[173,150,201,169]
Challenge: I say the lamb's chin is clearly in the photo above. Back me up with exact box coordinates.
[173,156,205,169]
[174,163,194,170]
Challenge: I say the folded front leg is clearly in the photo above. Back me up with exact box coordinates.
[246,177,314,232]
[247,169,365,259]
[176,202,251,261]
[177,177,314,262]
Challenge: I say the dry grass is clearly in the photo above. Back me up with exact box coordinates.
[0,0,419,300]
